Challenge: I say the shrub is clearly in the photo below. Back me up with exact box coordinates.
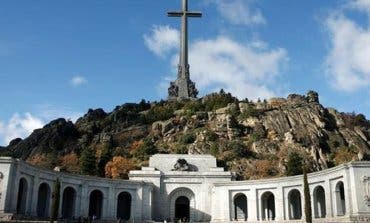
[27,154,53,169]
[240,105,260,119]
[174,144,188,154]
[183,100,205,116]
[60,153,80,174]
[203,90,237,111]
[246,160,279,179]
[249,124,266,143]
[341,112,370,129]
[178,133,196,144]
[131,138,158,160]
[334,146,357,165]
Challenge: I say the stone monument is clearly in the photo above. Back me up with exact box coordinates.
[167,0,201,100]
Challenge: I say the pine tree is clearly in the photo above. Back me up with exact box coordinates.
[97,143,112,177]
[80,147,96,175]
[50,178,61,223]
[286,152,303,176]
[303,166,312,223]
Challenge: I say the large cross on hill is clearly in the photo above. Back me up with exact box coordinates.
[167,0,202,100]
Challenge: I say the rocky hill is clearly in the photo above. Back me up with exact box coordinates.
[2,90,370,180]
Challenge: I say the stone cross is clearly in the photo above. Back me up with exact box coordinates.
[168,0,202,100]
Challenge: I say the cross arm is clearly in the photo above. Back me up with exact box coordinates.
[168,11,183,17]
[186,12,202,17]
[167,11,202,17]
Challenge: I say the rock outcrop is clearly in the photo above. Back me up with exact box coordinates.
[1,90,369,180]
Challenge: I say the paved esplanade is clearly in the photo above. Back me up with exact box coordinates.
[168,0,201,100]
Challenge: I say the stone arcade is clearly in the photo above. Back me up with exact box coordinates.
[1,154,370,222]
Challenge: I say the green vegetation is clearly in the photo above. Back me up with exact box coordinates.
[132,137,158,160]
[203,89,237,111]
[286,152,304,176]
[178,133,196,144]
[80,147,96,176]
[183,100,205,116]
[334,146,357,165]
[303,167,312,223]
[96,143,113,177]
[341,112,370,129]
[239,105,260,119]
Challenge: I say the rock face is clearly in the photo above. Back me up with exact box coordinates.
[2,90,370,180]
[6,118,79,159]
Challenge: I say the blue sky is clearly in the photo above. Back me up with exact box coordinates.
[1,0,370,146]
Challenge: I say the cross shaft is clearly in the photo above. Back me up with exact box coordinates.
[168,0,202,80]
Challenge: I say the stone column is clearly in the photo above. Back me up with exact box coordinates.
[275,188,284,221]
[134,187,143,222]
[74,185,82,218]
[79,183,89,217]
[248,188,258,222]
[106,186,115,219]
[343,168,351,217]
[325,180,333,218]
[29,176,39,216]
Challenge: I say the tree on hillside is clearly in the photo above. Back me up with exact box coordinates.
[97,143,113,177]
[80,147,96,176]
[105,156,135,179]
[303,166,312,223]
[286,152,304,176]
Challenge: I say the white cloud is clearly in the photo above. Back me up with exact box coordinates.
[152,34,288,100]
[189,37,287,99]
[209,0,266,26]
[324,1,370,91]
[0,113,44,145]
[70,75,87,86]
[143,25,179,58]
[36,104,82,122]
[349,0,370,13]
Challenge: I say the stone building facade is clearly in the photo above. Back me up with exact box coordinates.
[1,154,370,222]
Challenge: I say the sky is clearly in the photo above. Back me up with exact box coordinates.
[1,0,370,146]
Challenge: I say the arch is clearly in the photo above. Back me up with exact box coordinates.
[261,192,275,221]
[288,189,302,220]
[169,188,195,221]
[335,181,346,216]
[62,187,76,219]
[313,186,326,218]
[175,196,190,221]
[16,178,28,214]
[89,190,103,219]
[116,192,131,221]
[233,193,247,221]
[36,182,51,218]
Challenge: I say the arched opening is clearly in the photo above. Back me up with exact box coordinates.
[16,178,28,214]
[313,186,326,218]
[36,183,51,218]
[175,196,190,221]
[288,189,302,220]
[89,190,103,219]
[234,193,247,221]
[336,181,346,216]
[261,192,275,221]
[116,192,131,221]
[62,187,76,219]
